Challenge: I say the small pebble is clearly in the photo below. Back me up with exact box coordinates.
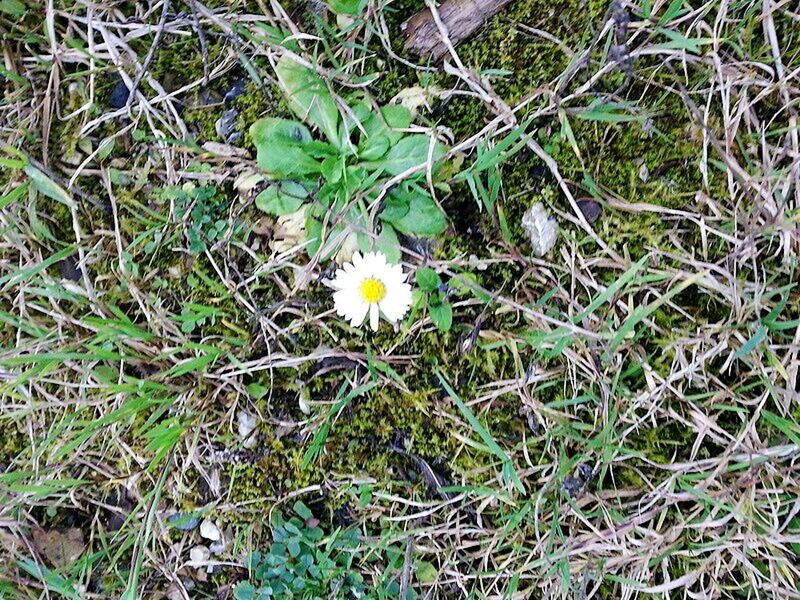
[223,79,246,104]
[199,518,221,542]
[576,199,602,223]
[209,540,226,554]
[58,255,82,281]
[109,80,130,109]
[215,108,241,144]
[521,202,558,256]
[561,475,584,498]
[237,410,258,449]
[576,463,595,483]
[189,545,210,563]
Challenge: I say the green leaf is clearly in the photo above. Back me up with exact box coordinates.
[415,267,441,292]
[381,104,412,129]
[250,118,322,177]
[293,501,313,520]
[415,560,438,584]
[275,55,341,146]
[576,101,645,124]
[0,181,28,210]
[762,410,800,445]
[255,181,309,216]
[370,134,441,176]
[233,582,257,600]
[357,134,390,161]
[305,210,324,256]
[380,186,447,236]
[0,0,25,17]
[321,155,344,183]
[24,165,76,208]
[429,300,452,332]
[326,0,366,15]
[375,225,401,264]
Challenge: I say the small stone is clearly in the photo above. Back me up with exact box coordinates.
[58,255,82,281]
[561,475,584,498]
[223,79,246,104]
[109,80,130,109]
[576,199,602,223]
[215,108,241,144]
[237,410,258,449]
[521,202,558,257]
[209,540,226,554]
[467,254,489,271]
[165,583,184,600]
[576,463,595,483]
[198,88,222,106]
[638,161,650,182]
[199,518,221,542]
[190,545,211,563]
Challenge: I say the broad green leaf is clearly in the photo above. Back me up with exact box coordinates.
[255,181,308,216]
[381,186,447,236]
[375,225,401,264]
[321,155,344,183]
[415,560,438,584]
[415,267,441,292]
[250,118,323,177]
[274,55,340,146]
[369,134,442,176]
[381,104,412,129]
[327,0,366,15]
[357,134,390,161]
[233,582,257,600]
[429,300,452,332]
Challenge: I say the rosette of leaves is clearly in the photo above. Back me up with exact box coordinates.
[250,55,448,262]
[233,502,365,599]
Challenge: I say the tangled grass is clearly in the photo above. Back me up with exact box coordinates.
[1,0,799,598]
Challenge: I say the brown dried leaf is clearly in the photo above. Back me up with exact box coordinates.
[32,527,86,568]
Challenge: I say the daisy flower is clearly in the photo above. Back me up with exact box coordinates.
[330,251,412,331]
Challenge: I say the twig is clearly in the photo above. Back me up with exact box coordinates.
[125,0,172,109]
[189,0,211,84]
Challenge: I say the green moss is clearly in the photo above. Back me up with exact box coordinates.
[0,418,25,467]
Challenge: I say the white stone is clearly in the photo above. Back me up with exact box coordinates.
[190,545,210,563]
[199,518,221,542]
[237,410,258,449]
[521,203,558,257]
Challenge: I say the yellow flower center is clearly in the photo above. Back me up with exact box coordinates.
[359,278,386,304]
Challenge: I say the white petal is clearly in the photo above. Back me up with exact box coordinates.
[334,289,359,317]
[349,299,370,327]
[369,303,380,330]
[380,283,412,322]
